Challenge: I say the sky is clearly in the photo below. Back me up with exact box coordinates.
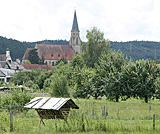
[0,0,160,42]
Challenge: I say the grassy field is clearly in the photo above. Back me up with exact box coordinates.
[1,98,160,133]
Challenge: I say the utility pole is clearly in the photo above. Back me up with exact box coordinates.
[155,49,156,59]
[130,43,132,56]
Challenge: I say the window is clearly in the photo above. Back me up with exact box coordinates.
[52,62,54,66]
[65,53,67,57]
[51,53,53,57]
[58,53,60,57]
[76,38,78,45]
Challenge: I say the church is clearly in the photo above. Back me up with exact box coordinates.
[22,10,82,66]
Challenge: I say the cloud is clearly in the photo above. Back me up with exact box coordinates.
[0,0,160,42]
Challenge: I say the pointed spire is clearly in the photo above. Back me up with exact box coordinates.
[71,10,79,32]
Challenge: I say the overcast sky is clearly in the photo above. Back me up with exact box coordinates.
[0,0,160,42]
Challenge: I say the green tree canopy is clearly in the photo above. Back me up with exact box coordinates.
[55,57,68,65]
[70,53,85,69]
[82,27,110,68]
[25,61,31,64]
[125,59,160,103]
[94,50,126,101]
[28,48,40,64]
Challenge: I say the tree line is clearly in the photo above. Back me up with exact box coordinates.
[1,34,160,61]
[7,27,160,103]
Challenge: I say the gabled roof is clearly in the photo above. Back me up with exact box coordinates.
[71,10,79,32]
[0,54,6,61]
[22,64,55,70]
[22,48,33,60]
[24,97,79,110]
[0,61,7,68]
[0,68,16,76]
[42,52,74,60]
[0,70,6,77]
[35,44,75,60]
[7,61,24,70]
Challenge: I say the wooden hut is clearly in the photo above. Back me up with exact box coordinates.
[24,97,79,125]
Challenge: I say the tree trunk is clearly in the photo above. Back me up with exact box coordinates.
[145,95,148,103]
[95,94,98,100]
[116,95,119,102]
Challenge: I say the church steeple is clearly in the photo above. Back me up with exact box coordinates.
[71,10,79,32]
[69,9,82,54]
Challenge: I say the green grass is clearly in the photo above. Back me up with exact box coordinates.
[1,98,160,133]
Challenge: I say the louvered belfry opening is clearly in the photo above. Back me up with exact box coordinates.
[24,97,79,124]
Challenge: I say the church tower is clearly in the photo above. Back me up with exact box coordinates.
[69,10,82,54]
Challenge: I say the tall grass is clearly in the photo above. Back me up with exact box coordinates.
[1,97,160,133]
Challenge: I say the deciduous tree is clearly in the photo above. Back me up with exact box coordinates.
[82,27,110,68]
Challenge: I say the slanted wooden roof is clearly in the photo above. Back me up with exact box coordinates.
[24,97,79,110]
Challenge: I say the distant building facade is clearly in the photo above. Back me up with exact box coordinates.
[22,10,82,65]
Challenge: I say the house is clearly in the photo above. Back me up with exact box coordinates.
[0,48,25,82]
[22,10,82,65]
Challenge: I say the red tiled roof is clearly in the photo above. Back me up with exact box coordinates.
[22,48,33,60]
[42,52,74,60]
[0,54,6,61]
[35,44,75,60]
[22,64,55,70]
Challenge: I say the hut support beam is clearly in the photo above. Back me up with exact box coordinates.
[40,118,45,126]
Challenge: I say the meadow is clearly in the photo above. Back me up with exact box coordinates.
[1,97,160,134]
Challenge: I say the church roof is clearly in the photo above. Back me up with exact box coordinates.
[71,10,79,32]
[35,44,75,60]
[22,48,33,60]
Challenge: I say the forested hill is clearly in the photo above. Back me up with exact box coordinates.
[110,41,160,60]
[0,36,69,61]
[0,36,160,61]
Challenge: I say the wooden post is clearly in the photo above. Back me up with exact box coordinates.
[40,118,45,126]
[153,114,155,130]
[10,111,13,132]
[92,107,94,115]
[149,106,151,115]
[82,113,85,131]
[117,109,119,120]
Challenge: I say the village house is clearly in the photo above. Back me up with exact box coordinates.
[0,48,25,82]
[22,10,82,66]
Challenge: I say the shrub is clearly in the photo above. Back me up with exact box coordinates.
[49,75,70,97]
[0,88,34,112]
